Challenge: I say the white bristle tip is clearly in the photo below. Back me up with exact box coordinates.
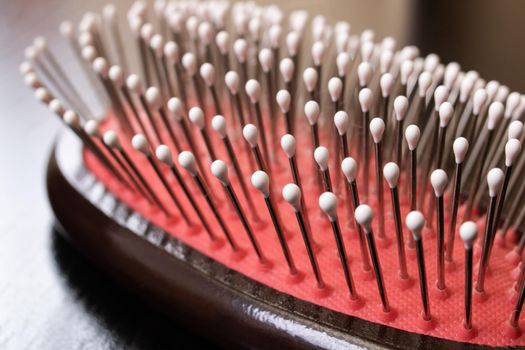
[181,53,197,75]
[84,120,99,136]
[282,183,301,211]
[505,139,521,167]
[357,62,373,87]
[488,102,504,130]
[167,97,184,120]
[405,125,420,150]
[328,77,343,102]
[211,160,229,185]
[126,74,143,94]
[314,146,329,171]
[178,151,198,175]
[487,168,505,197]
[453,137,469,164]
[63,110,79,128]
[276,90,291,113]
[406,211,425,239]
[225,71,240,94]
[418,72,432,96]
[460,221,478,247]
[473,89,488,115]
[280,134,296,158]
[131,134,149,155]
[430,169,448,197]
[145,87,161,108]
[188,107,205,129]
[383,162,400,188]
[380,73,394,97]
[369,118,385,144]
[156,145,173,165]
[358,88,373,112]
[354,204,373,231]
[334,111,350,136]
[304,100,320,125]
[199,63,215,86]
[251,171,270,197]
[279,58,295,83]
[439,102,454,127]
[319,192,338,220]
[245,79,261,103]
[242,124,259,147]
[341,157,357,182]
[394,96,409,121]
[103,130,120,148]
[303,67,318,92]
[211,115,227,138]
[508,120,524,140]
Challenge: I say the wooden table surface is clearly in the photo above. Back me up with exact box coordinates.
[1,0,524,349]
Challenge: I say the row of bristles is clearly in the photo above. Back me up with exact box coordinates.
[20,0,525,338]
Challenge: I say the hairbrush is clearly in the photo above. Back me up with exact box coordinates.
[21,1,525,348]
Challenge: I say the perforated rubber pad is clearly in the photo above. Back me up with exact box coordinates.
[85,115,524,347]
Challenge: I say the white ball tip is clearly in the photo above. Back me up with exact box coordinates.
[211,115,227,138]
[404,125,420,150]
[394,96,409,121]
[304,100,320,125]
[460,221,478,247]
[334,111,350,136]
[276,90,291,113]
[280,134,296,158]
[103,130,120,148]
[328,77,343,102]
[156,145,173,165]
[354,204,373,231]
[251,170,270,197]
[131,134,150,155]
[380,73,394,97]
[210,160,229,185]
[84,120,100,136]
[505,139,521,167]
[341,157,357,182]
[358,88,373,112]
[487,168,505,197]
[224,71,240,94]
[199,62,215,86]
[145,86,161,109]
[242,124,259,148]
[314,146,329,171]
[282,183,301,211]
[406,211,425,239]
[383,162,400,188]
[430,169,448,197]
[439,102,454,127]
[178,151,197,175]
[453,137,469,164]
[319,192,338,220]
[369,118,385,144]
[488,102,504,130]
[188,107,205,129]
[245,79,261,103]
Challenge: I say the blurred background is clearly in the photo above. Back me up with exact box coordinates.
[1,0,524,349]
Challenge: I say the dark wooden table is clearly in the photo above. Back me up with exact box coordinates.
[1,0,524,349]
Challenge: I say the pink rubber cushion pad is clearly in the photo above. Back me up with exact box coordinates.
[84,112,524,347]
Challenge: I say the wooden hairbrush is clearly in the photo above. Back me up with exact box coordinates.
[21,1,525,348]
